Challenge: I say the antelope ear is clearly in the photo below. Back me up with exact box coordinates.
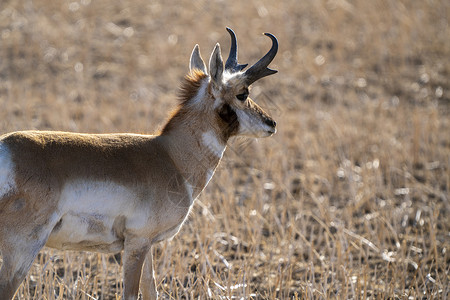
[209,43,223,85]
[190,44,207,73]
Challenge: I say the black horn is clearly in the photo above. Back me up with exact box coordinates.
[225,27,248,72]
[244,32,278,86]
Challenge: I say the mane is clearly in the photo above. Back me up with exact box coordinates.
[159,69,208,135]
[178,69,208,104]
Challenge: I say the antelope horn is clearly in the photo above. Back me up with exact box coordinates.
[244,32,278,86]
[225,27,248,72]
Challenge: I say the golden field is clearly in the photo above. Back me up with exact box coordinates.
[0,0,449,299]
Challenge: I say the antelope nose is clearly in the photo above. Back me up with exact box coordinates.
[265,118,276,127]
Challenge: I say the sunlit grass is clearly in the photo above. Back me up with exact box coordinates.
[1,0,448,299]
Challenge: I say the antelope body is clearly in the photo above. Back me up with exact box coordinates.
[0,28,278,300]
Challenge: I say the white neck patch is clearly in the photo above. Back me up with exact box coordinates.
[201,130,226,158]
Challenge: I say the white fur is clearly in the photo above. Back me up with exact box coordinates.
[59,180,137,216]
[201,130,226,158]
[0,142,16,198]
[222,70,243,82]
[46,180,147,251]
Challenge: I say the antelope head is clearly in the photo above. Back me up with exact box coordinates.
[189,27,278,141]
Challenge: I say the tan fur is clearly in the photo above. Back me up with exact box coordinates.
[0,32,277,300]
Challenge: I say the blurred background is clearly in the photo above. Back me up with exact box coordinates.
[0,0,448,299]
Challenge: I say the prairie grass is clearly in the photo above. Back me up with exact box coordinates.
[0,0,448,299]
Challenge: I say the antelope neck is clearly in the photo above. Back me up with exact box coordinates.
[161,126,226,198]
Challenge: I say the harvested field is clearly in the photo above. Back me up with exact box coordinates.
[0,0,449,299]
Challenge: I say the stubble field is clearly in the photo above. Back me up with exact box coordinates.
[0,0,449,299]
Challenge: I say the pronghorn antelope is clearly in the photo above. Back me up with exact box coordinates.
[0,28,278,300]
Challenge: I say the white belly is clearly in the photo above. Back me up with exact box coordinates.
[46,180,146,253]
[46,212,125,253]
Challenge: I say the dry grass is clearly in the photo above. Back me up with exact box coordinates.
[1,0,449,299]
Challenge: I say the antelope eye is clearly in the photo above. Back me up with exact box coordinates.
[236,93,248,101]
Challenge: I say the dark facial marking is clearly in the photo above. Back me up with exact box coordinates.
[217,104,239,141]
[218,103,236,123]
